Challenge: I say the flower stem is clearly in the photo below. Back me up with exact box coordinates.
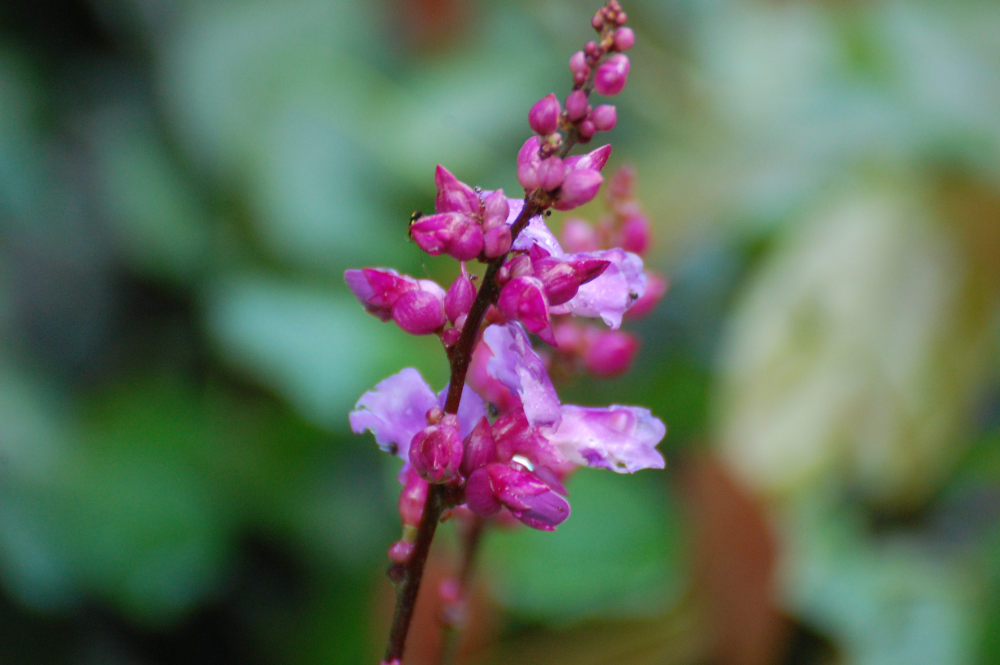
[383,128,587,662]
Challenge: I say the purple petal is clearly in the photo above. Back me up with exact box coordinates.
[506,197,564,255]
[553,248,646,328]
[437,383,487,438]
[482,323,561,426]
[349,368,437,459]
[544,404,666,473]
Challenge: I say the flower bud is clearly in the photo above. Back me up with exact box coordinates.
[528,93,562,136]
[565,143,612,172]
[594,54,630,96]
[434,165,480,214]
[553,168,603,211]
[468,463,570,530]
[538,156,566,192]
[445,266,476,324]
[389,540,415,564]
[591,104,617,131]
[497,276,554,344]
[409,415,463,483]
[483,226,512,258]
[533,256,609,306]
[565,89,590,122]
[577,119,596,141]
[481,190,510,230]
[398,467,429,526]
[569,50,588,76]
[345,268,417,321]
[392,287,447,335]
[409,212,484,261]
[620,214,651,254]
[583,329,638,376]
[461,417,497,476]
[613,26,635,51]
[516,136,542,190]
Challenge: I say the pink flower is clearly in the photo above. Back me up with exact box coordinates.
[466,463,570,530]
[409,413,463,484]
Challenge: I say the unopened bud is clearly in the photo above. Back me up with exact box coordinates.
[528,93,562,136]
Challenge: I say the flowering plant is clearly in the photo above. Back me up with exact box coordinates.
[345,3,667,662]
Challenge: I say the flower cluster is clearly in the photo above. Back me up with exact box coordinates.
[346,2,665,562]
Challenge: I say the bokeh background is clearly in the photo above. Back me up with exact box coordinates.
[2,0,999,663]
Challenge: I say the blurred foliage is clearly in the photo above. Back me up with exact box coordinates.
[1,0,999,664]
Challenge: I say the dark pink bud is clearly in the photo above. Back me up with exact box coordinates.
[497,276,554,344]
[594,54,630,96]
[554,168,603,211]
[566,143,612,172]
[565,89,590,122]
[409,212,484,261]
[591,104,617,131]
[491,408,547,461]
[559,218,599,252]
[445,266,476,324]
[483,226,512,258]
[578,119,596,141]
[626,272,668,318]
[620,214,651,254]
[537,156,566,192]
[613,26,635,51]
[461,417,497,476]
[528,93,562,135]
[569,50,588,76]
[345,268,417,320]
[434,165,480,214]
[409,414,463,484]
[516,136,542,190]
[477,463,570,530]
[392,286,446,335]
[533,256,609,306]
[465,467,501,517]
[398,467,428,526]
[583,329,639,376]
[389,540,415,564]
[481,190,510,230]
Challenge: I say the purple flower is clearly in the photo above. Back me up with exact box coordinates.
[551,247,645,328]
[351,368,485,460]
[349,368,437,458]
[481,323,562,426]
[544,404,666,473]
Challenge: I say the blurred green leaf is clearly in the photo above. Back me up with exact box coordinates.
[483,472,683,621]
